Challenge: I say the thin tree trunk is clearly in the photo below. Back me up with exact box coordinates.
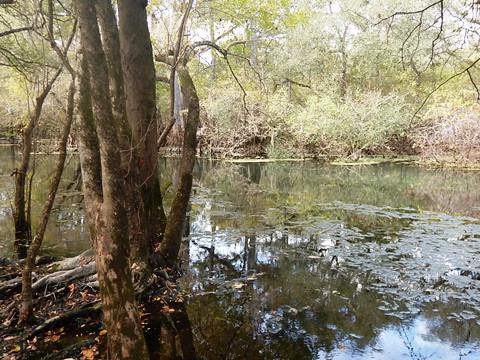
[208,0,217,80]
[75,1,149,358]
[339,26,348,99]
[13,66,63,259]
[250,31,258,66]
[157,0,193,149]
[19,80,75,322]
[160,62,200,264]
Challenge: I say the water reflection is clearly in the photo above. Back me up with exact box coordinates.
[0,147,89,257]
[1,148,480,358]
[182,161,480,359]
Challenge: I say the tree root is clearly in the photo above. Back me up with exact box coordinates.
[0,258,96,298]
[49,249,94,271]
[0,276,25,298]
[32,261,96,292]
[30,300,102,338]
[41,338,97,360]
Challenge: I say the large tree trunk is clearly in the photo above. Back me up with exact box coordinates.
[95,0,130,153]
[19,80,75,322]
[75,1,149,358]
[117,0,166,266]
[160,62,200,265]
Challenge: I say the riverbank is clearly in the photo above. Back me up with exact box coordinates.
[3,140,479,170]
[193,152,480,171]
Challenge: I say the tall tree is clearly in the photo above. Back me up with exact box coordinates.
[74,1,149,357]
[117,0,166,268]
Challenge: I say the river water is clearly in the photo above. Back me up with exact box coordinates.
[1,147,480,359]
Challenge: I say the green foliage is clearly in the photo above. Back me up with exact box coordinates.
[287,92,411,155]
[2,0,480,163]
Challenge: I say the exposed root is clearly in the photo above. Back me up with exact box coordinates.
[32,262,96,292]
[0,277,25,299]
[50,249,94,271]
[41,338,97,360]
[30,300,102,338]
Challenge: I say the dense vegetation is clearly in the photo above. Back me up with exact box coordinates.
[2,0,480,164]
[1,1,480,359]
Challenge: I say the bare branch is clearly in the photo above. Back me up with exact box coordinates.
[0,26,34,38]
[375,1,443,25]
[467,69,480,102]
[411,57,480,122]
[285,78,311,89]
[155,75,169,83]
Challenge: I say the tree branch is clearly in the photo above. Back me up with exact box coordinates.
[375,1,443,25]
[0,26,34,38]
[411,56,480,124]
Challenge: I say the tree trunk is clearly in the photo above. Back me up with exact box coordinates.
[339,26,348,99]
[117,0,166,266]
[75,1,149,358]
[95,0,130,153]
[13,67,63,259]
[208,0,216,80]
[19,80,75,322]
[160,62,200,265]
[250,31,258,66]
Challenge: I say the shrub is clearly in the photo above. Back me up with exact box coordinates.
[415,105,480,164]
[287,91,412,156]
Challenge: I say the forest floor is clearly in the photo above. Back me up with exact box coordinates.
[0,255,183,360]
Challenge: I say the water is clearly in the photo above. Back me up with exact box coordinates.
[1,148,480,359]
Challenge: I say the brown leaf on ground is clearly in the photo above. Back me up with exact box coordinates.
[81,348,95,360]
[161,305,175,314]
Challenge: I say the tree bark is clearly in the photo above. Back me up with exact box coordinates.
[19,80,75,322]
[160,61,200,265]
[117,0,166,265]
[75,1,149,358]
[95,0,130,152]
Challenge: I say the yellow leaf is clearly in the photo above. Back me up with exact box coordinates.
[9,344,21,353]
[99,329,107,336]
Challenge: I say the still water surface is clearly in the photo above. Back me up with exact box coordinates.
[1,147,480,359]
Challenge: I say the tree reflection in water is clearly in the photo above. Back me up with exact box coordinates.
[2,150,480,358]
